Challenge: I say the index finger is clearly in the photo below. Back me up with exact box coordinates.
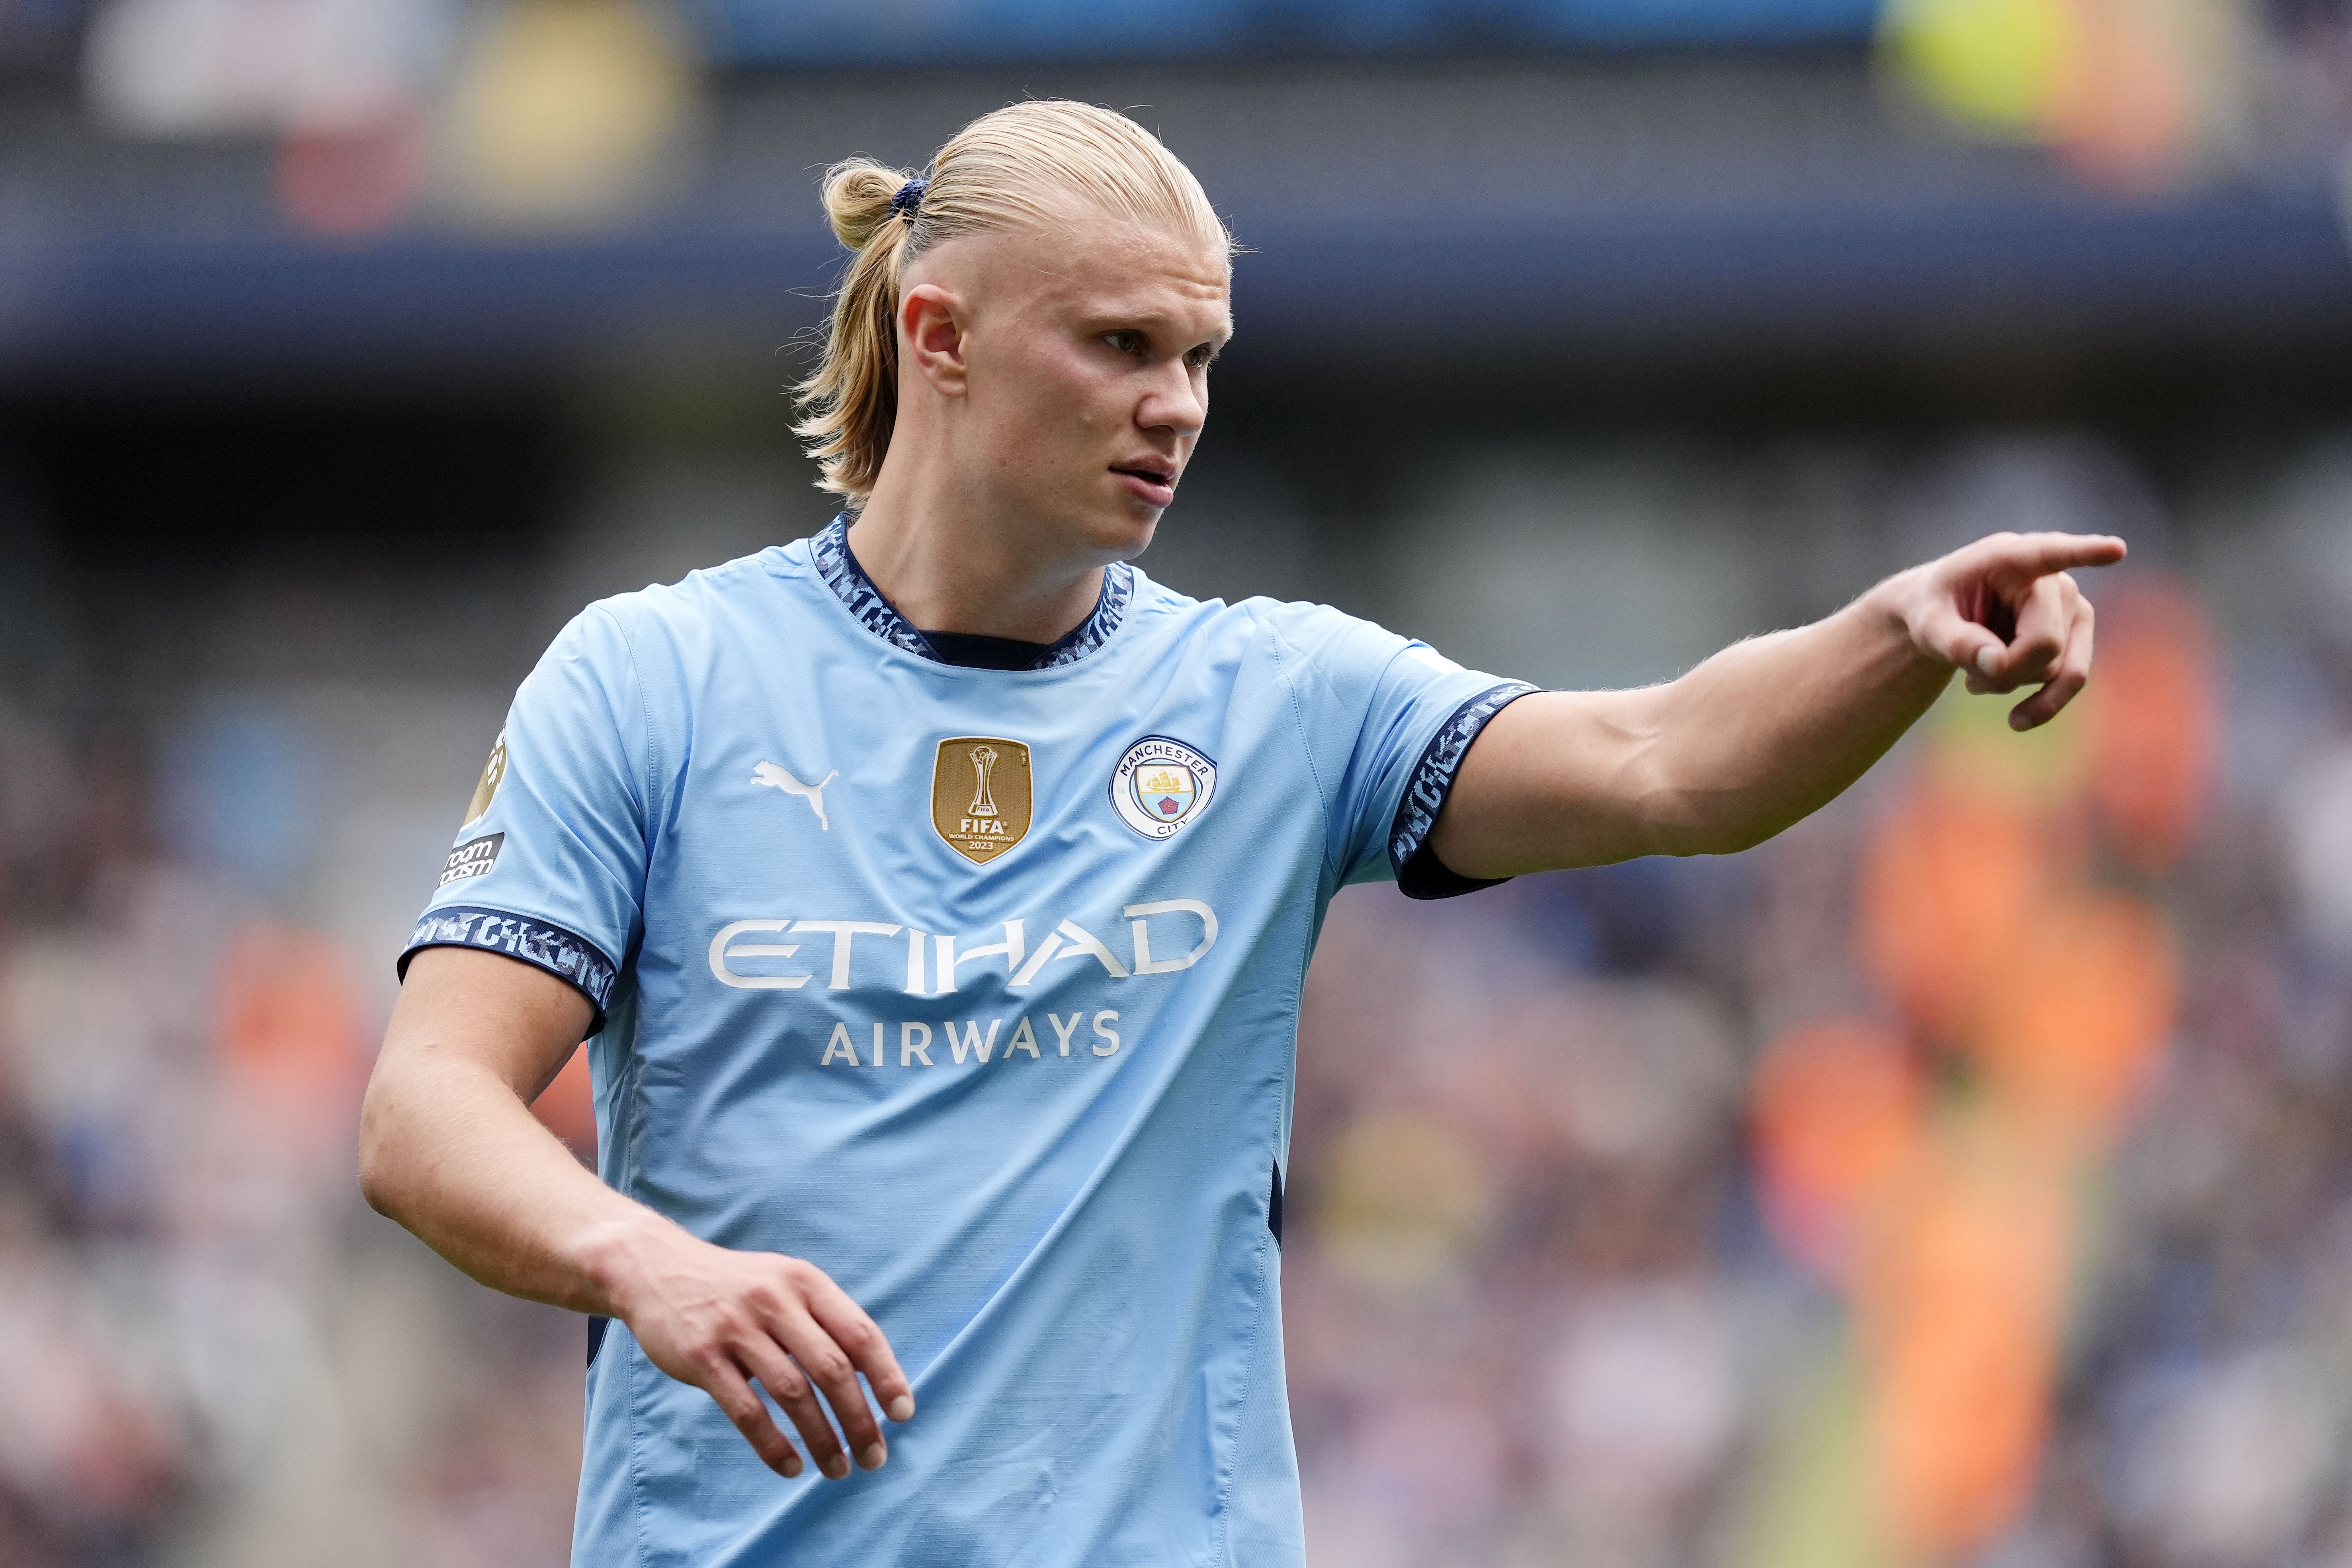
[1972,530,2127,580]
[803,1274,916,1424]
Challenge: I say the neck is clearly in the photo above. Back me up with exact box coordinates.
[847,456,1107,643]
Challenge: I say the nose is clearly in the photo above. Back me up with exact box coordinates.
[1137,360,1206,442]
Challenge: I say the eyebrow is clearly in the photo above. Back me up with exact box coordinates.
[1082,307,1233,344]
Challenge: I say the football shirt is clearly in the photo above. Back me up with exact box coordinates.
[401,517,1532,1567]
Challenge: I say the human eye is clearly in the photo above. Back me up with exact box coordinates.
[1102,330,1147,358]
[1185,344,1219,371]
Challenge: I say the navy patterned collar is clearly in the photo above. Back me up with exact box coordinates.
[808,515,1133,670]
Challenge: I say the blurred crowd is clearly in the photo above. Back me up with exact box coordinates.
[14,0,2352,246]
[5,427,2352,1567]
[1277,439,2352,1568]
[0,515,587,1565]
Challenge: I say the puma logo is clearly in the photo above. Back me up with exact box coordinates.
[751,762,838,832]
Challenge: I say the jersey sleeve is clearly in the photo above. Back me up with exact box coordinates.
[1268,603,1538,896]
[397,605,652,1031]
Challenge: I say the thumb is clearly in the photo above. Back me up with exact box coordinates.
[1914,600,2004,676]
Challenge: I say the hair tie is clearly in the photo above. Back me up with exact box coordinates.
[889,179,927,220]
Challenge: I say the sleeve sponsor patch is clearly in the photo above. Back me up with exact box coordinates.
[439,832,504,886]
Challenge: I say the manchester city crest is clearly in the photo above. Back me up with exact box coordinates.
[1111,735,1217,841]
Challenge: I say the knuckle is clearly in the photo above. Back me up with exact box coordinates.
[803,1348,853,1386]
[834,1318,877,1355]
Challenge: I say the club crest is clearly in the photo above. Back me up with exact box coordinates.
[1111,736,1217,841]
[932,737,1033,865]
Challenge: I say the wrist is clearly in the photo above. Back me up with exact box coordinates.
[1861,567,1948,672]
[570,1205,689,1321]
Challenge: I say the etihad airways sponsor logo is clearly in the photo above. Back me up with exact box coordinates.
[706,898,1217,996]
[812,1010,1125,1068]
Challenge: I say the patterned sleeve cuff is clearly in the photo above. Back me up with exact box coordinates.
[1388,681,1540,899]
[398,906,620,1031]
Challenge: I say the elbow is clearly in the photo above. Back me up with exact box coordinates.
[1604,704,1748,861]
[355,1085,406,1220]
[1690,824,1776,857]
[1650,804,1795,859]
[1646,820,1762,859]
[1633,772,1782,859]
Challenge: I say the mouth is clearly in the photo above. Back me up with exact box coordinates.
[1110,463,1178,508]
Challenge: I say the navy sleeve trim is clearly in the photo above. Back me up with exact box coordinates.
[1389,681,1540,900]
[398,906,619,1031]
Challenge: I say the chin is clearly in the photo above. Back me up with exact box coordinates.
[1065,502,1158,562]
[1103,512,1160,562]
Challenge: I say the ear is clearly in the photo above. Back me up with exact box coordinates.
[900,283,969,399]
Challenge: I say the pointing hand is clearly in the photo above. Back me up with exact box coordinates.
[1893,531,2128,730]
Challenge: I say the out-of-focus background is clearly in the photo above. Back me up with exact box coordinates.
[6,0,2352,1563]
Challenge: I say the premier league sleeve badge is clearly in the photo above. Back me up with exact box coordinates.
[1111,736,1218,840]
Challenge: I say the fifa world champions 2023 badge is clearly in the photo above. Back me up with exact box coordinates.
[1111,736,1218,840]
[932,737,1033,865]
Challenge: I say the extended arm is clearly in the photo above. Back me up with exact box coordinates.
[1431,530,2124,876]
[359,946,913,1479]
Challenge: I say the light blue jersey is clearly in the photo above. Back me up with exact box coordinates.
[400,517,1531,1567]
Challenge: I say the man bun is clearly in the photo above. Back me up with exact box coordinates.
[819,158,918,251]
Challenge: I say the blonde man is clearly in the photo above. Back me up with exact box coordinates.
[361,101,2116,1566]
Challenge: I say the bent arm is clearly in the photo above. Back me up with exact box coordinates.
[360,946,913,1479]
[359,945,629,1306]
[1432,530,2123,876]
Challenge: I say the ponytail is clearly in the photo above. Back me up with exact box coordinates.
[793,158,923,502]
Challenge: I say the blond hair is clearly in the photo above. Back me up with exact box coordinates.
[793,100,1230,502]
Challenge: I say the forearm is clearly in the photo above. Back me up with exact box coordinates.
[1635,573,1951,855]
[1435,573,1952,875]
[359,1041,676,1318]
[370,935,914,1481]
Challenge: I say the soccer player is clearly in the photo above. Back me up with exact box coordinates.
[359,101,2117,1566]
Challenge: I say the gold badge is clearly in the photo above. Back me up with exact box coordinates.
[931,737,1032,865]
[461,727,508,828]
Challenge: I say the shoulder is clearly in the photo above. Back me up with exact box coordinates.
[580,543,807,643]
[1158,584,1418,707]
[546,541,821,678]
[1121,569,1401,669]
